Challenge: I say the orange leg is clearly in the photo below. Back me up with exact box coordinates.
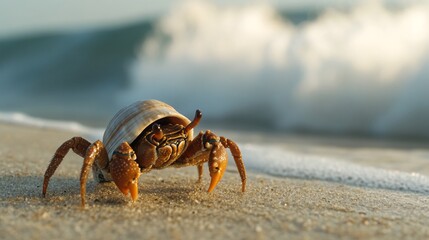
[80,140,108,207]
[197,164,203,182]
[43,137,91,197]
[220,137,246,192]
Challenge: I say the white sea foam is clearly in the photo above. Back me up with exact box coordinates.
[0,112,103,140]
[242,144,429,194]
[127,1,429,137]
[2,112,429,194]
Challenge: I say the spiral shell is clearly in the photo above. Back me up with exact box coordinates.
[103,100,192,158]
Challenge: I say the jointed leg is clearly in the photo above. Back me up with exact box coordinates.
[80,140,109,207]
[43,137,91,197]
[197,164,203,182]
[220,137,246,192]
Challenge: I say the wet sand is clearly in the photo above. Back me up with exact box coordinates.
[1,123,429,239]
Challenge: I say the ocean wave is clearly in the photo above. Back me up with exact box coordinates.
[127,1,429,138]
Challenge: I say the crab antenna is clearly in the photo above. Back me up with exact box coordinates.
[184,109,202,134]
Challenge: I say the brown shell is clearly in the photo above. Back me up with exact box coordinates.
[103,100,192,158]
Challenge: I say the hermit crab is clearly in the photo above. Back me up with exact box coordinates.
[42,100,246,206]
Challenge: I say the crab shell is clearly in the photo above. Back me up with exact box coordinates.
[103,100,193,158]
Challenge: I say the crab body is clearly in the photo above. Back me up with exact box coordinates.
[132,123,190,169]
[42,100,246,207]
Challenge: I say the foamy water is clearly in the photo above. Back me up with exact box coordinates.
[243,144,429,194]
[127,1,429,137]
[0,112,103,140]
[2,112,429,194]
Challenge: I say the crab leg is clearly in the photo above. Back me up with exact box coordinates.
[197,164,203,182]
[43,137,91,197]
[220,137,246,192]
[80,140,109,207]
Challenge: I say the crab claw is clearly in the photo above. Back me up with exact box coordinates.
[110,142,141,202]
[207,142,228,193]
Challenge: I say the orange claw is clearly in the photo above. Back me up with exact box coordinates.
[207,142,228,193]
[110,142,141,202]
[117,178,139,202]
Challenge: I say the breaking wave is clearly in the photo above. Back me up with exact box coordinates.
[128,1,429,138]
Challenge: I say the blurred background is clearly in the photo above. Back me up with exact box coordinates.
[1,0,429,139]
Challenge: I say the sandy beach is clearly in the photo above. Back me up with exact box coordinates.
[1,123,429,240]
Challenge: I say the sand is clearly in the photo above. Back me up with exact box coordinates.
[1,123,429,240]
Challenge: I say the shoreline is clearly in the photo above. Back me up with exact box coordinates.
[1,123,429,239]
